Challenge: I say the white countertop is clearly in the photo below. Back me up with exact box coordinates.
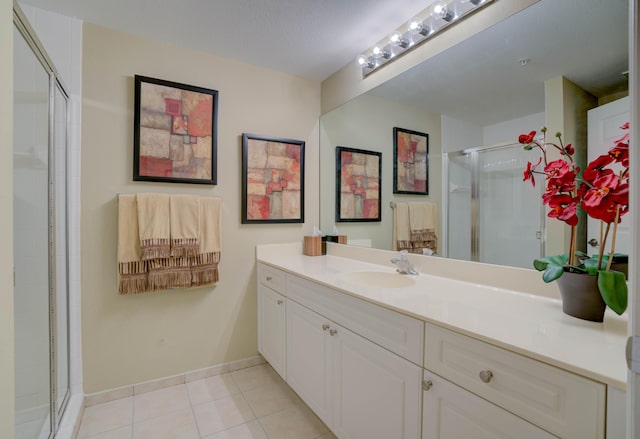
[257,243,628,390]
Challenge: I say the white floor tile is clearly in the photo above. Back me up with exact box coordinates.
[192,393,255,437]
[133,384,191,422]
[77,397,133,438]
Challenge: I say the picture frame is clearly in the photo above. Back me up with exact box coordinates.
[133,75,218,184]
[393,127,429,195]
[242,133,305,224]
[336,146,382,222]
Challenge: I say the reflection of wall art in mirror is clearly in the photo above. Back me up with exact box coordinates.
[241,133,305,224]
[336,146,381,222]
[393,127,429,195]
[133,75,218,184]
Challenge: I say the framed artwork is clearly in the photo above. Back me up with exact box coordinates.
[133,75,218,184]
[336,146,381,222]
[242,133,305,224]
[393,127,429,195]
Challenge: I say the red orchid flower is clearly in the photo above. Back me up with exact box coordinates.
[621,122,629,129]
[518,131,537,144]
[523,157,542,187]
[544,159,571,180]
[563,143,574,156]
[583,154,614,183]
[546,194,579,226]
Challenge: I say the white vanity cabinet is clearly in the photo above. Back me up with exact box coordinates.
[257,264,287,379]
[424,323,606,439]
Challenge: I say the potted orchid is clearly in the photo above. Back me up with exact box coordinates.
[519,123,629,321]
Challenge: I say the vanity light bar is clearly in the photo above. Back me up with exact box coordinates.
[357,0,494,77]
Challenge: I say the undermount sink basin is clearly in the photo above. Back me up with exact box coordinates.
[339,271,416,288]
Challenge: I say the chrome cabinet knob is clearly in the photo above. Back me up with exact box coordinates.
[422,379,433,391]
[277,299,283,305]
[329,328,338,336]
[266,276,273,281]
[322,324,330,331]
[479,370,494,383]
[588,238,599,247]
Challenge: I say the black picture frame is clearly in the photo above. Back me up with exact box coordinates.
[335,146,382,222]
[133,75,218,184]
[393,127,429,195]
[241,133,305,224]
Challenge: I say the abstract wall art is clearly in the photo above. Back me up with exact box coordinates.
[133,75,218,184]
[336,146,381,222]
[242,133,305,224]
[393,127,429,195]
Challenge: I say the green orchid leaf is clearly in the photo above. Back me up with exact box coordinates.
[542,264,565,283]
[524,145,533,151]
[533,258,549,271]
[598,270,628,315]
[582,258,601,274]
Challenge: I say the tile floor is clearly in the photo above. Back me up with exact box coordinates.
[77,364,337,439]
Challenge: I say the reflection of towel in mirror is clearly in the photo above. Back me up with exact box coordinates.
[393,201,438,254]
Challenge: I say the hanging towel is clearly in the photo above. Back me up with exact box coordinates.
[393,202,413,252]
[117,194,148,294]
[137,193,171,260]
[191,197,222,286]
[147,257,192,291]
[408,201,438,253]
[170,194,200,258]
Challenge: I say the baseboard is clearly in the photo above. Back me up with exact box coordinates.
[84,354,265,407]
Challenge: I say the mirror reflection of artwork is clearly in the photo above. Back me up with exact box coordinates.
[394,127,429,195]
[336,147,381,222]
[133,75,218,184]
[241,133,305,224]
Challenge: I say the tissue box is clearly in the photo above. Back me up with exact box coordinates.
[303,236,325,256]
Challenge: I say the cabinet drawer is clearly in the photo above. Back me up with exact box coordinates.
[424,324,605,439]
[258,263,286,295]
[287,275,423,365]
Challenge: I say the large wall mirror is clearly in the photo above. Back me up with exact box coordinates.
[319,0,629,269]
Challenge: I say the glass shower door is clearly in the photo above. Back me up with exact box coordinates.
[13,25,53,439]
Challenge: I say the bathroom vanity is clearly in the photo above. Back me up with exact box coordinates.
[256,243,627,439]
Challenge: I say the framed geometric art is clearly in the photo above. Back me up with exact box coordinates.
[241,133,305,224]
[133,75,218,184]
[393,127,429,195]
[336,146,381,222]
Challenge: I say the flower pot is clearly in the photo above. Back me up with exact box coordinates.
[556,271,606,322]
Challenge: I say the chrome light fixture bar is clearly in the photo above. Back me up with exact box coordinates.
[357,0,494,77]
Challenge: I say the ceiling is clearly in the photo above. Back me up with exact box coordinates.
[20,0,629,126]
[19,0,433,81]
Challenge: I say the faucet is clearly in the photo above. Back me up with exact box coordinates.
[390,250,418,275]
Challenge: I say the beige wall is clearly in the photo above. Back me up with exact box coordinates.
[81,23,320,393]
[0,0,14,436]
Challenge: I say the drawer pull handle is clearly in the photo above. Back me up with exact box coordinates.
[277,299,283,305]
[422,380,433,391]
[329,328,338,336]
[479,370,494,383]
[322,324,330,331]
[266,276,273,281]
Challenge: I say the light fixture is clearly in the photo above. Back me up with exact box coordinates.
[356,0,494,77]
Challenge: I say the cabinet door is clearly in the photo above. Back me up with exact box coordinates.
[422,372,556,439]
[286,300,334,427]
[332,325,422,439]
[258,285,286,379]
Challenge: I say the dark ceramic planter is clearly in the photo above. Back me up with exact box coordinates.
[556,271,606,322]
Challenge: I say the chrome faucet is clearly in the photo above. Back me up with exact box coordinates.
[390,250,418,275]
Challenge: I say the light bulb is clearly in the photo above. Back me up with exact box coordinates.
[389,31,409,49]
[431,1,454,22]
[408,17,422,34]
[372,46,382,57]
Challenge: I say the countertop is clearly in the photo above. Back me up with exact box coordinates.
[257,243,628,390]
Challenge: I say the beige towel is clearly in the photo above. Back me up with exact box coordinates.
[137,193,171,260]
[393,202,412,252]
[408,202,438,253]
[147,257,192,291]
[191,197,222,286]
[117,195,148,294]
[170,195,200,258]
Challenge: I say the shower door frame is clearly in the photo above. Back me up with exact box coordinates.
[13,4,71,437]
[443,142,546,264]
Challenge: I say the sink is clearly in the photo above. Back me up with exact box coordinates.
[339,271,416,288]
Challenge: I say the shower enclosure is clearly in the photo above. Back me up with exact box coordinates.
[13,8,70,439]
[444,143,544,269]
